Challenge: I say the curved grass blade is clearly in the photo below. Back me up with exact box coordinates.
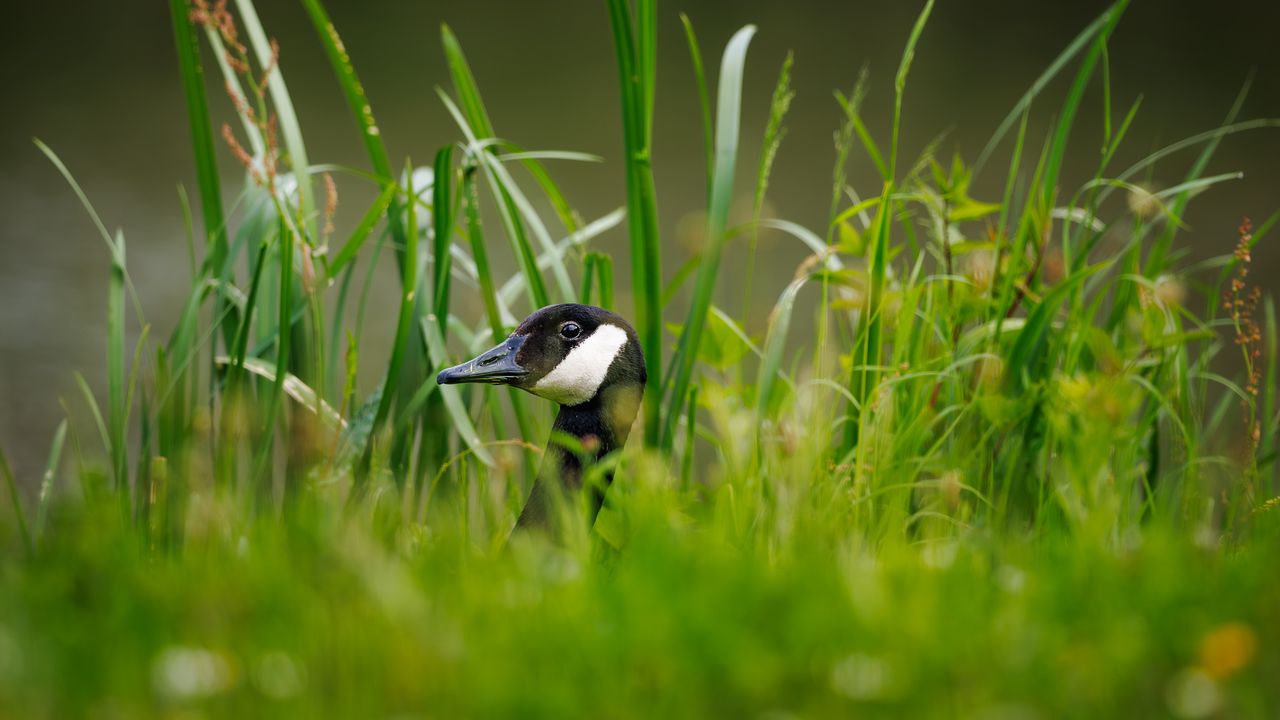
[436,90,552,308]
[974,1,1127,176]
[663,25,756,449]
[756,273,810,420]
[421,315,495,467]
[214,356,346,429]
[233,0,316,236]
[497,209,626,309]
[438,28,576,302]
[678,13,714,201]
[327,182,397,279]
[34,420,68,538]
[1005,262,1108,392]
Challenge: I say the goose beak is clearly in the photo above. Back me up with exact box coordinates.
[436,335,529,386]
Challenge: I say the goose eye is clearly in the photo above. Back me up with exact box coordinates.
[559,322,582,340]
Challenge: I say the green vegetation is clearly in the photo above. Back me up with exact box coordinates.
[1,0,1278,716]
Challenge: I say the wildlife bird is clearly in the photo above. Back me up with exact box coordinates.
[436,304,646,532]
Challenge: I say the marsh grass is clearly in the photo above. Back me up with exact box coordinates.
[1,0,1279,716]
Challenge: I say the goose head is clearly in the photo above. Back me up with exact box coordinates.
[437,303,646,415]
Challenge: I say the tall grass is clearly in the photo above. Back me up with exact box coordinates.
[2,0,1278,716]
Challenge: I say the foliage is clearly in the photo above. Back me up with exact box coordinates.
[1,0,1278,716]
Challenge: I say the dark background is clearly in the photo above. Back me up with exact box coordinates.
[2,1,1277,480]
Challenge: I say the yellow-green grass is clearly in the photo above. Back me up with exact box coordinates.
[1,0,1278,716]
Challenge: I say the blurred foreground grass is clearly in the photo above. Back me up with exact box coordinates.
[2,493,1278,717]
[2,0,1279,716]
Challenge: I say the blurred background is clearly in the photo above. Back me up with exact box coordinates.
[1,0,1277,481]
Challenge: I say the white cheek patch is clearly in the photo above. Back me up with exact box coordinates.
[532,324,628,406]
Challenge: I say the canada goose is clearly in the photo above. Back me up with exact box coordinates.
[436,304,646,531]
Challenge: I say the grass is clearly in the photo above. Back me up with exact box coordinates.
[2,0,1279,716]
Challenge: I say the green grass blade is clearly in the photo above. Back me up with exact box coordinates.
[0,444,31,555]
[440,24,496,137]
[475,151,574,302]
[497,209,626,311]
[432,146,456,320]
[169,0,231,296]
[438,26,576,301]
[233,0,316,236]
[756,273,810,420]
[301,0,393,178]
[327,182,397,279]
[436,91,552,308]
[33,141,145,324]
[1005,262,1108,392]
[462,167,505,339]
[1263,297,1277,491]
[607,0,663,447]
[637,0,657,134]
[1039,0,1126,207]
[890,0,934,178]
[420,316,496,467]
[1146,75,1250,276]
[371,165,422,442]
[107,230,128,495]
[678,13,714,201]
[663,25,756,449]
[581,253,598,305]
[301,0,415,289]
[974,1,1126,176]
[34,420,68,538]
[215,356,345,430]
[743,51,795,322]
[73,372,112,464]
[252,220,295,496]
[595,253,615,310]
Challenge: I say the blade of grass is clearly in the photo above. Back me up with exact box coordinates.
[215,356,345,430]
[678,13,714,202]
[664,25,756,449]
[420,315,495,467]
[1039,0,1127,208]
[369,164,422,454]
[107,230,128,495]
[1146,75,1251,276]
[233,0,315,237]
[889,0,933,179]
[1006,262,1109,391]
[756,272,811,420]
[252,219,295,500]
[34,420,68,538]
[327,182,397,279]
[0,445,31,555]
[436,91,551,308]
[439,28,575,302]
[743,51,795,324]
[845,1,933,453]
[607,0,663,447]
[73,372,112,465]
[497,209,626,309]
[432,145,456,320]
[169,0,235,349]
[974,0,1126,176]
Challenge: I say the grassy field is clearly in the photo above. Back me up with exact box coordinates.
[2,0,1278,716]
